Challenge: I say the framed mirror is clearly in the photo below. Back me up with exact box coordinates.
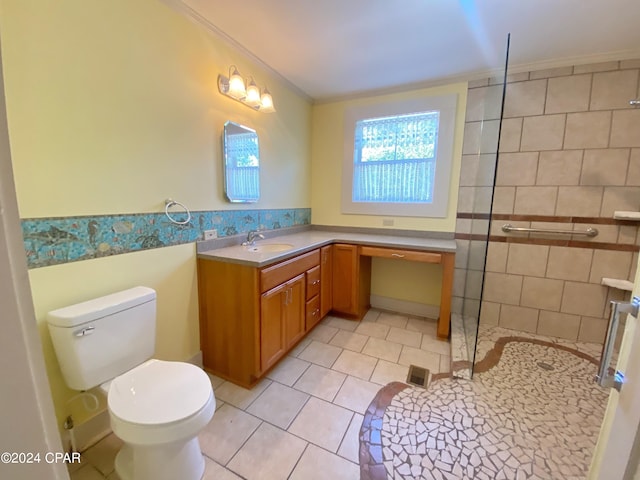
[223,121,260,203]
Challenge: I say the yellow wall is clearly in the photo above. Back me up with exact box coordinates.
[310,84,467,307]
[0,0,311,427]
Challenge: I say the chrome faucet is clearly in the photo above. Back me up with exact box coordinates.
[244,230,265,246]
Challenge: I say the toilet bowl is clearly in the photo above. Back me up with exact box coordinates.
[46,287,215,480]
[103,359,215,480]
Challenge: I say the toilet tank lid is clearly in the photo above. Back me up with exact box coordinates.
[47,286,156,328]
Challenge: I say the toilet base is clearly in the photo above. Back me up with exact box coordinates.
[114,436,205,480]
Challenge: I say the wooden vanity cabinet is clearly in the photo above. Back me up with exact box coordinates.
[197,249,320,388]
[331,243,371,319]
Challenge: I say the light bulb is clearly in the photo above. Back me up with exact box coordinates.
[245,79,261,107]
[260,89,275,112]
[227,67,246,99]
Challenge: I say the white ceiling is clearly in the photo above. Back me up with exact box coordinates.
[174,0,640,101]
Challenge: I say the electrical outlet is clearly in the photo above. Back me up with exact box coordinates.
[204,229,218,240]
[382,218,394,226]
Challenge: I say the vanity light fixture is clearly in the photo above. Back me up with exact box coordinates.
[218,66,276,112]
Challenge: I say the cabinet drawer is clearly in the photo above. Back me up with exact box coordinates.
[306,295,321,330]
[359,245,442,264]
[260,249,320,293]
[306,265,320,300]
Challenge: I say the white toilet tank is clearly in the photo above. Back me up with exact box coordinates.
[47,286,156,391]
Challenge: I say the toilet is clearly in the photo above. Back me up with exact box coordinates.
[47,286,215,480]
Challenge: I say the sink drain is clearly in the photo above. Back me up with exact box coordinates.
[537,361,555,371]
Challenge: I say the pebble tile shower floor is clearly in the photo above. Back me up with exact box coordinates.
[68,313,607,480]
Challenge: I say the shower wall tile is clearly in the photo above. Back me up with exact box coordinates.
[537,311,581,341]
[499,305,539,333]
[456,186,475,212]
[479,119,501,154]
[521,277,564,311]
[627,149,640,185]
[495,152,539,186]
[610,110,640,147]
[514,186,557,215]
[573,61,619,74]
[536,150,583,185]
[503,79,547,118]
[581,149,630,186]
[485,242,508,273]
[468,77,489,88]
[482,272,523,305]
[555,186,604,216]
[507,72,531,83]
[600,186,640,216]
[454,240,470,269]
[460,58,640,344]
[465,85,503,121]
[506,243,549,277]
[561,282,608,318]
[590,70,639,110]
[459,155,481,186]
[529,66,574,80]
[545,74,592,114]
[491,187,516,214]
[589,250,634,283]
[564,111,612,149]
[521,114,566,151]
[498,118,523,152]
[476,154,499,186]
[578,316,609,343]
[479,301,500,327]
[620,59,640,69]
[546,247,593,282]
[619,225,639,245]
[468,241,488,271]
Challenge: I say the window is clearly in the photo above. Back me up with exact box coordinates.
[342,94,458,218]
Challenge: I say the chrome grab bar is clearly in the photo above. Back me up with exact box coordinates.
[596,297,639,391]
[501,224,598,237]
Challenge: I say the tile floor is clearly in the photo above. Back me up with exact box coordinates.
[68,309,450,480]
[67,313,607,480]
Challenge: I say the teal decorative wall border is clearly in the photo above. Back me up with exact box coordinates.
[21,208,311,269]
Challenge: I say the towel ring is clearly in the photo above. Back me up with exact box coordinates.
[164,199,191,225]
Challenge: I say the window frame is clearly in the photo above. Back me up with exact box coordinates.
[341,94,458,218]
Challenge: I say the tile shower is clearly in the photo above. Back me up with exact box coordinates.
[455,58,640,365]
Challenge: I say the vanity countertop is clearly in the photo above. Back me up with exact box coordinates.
[197,230,456,267]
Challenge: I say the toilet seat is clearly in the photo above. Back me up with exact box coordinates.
[108,359,212,426]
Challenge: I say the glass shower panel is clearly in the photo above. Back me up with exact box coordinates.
[451,36,510,379]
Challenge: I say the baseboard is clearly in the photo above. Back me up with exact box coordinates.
[187,350,203,368]
[369,295,439,319]
[64,409,111,453]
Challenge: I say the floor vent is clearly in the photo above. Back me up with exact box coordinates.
[407,365,430,388]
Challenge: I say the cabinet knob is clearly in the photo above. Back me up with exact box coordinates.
[312,280,320,285]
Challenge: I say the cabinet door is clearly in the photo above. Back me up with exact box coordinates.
[284,274,306,348]
[332,244,358,316]
[320,245,333,318]
[260,283,287,372]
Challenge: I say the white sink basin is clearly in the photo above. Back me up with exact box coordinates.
[246,243,295,253]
